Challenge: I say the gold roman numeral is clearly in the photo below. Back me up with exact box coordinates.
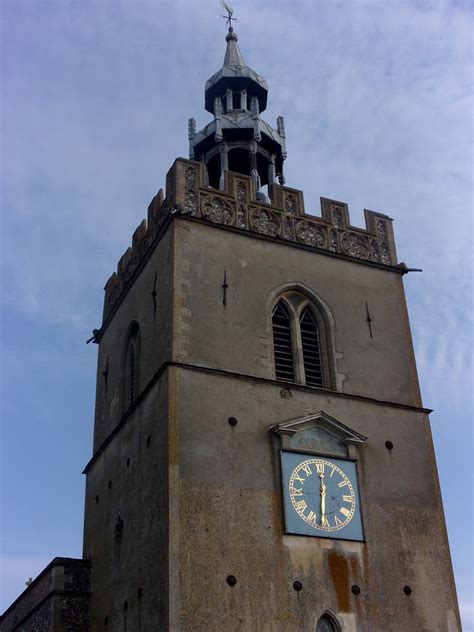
[340,506,351,518]
[307,511,317,524]
[321,516,329,528]
[338,479,349,488]
[334,515,342,527]
[302,463,312,476]
[316,463,325,474]
[291,487,303,497]
[294,474,305,485]
[295,500,307,511]
[342,495,352,503]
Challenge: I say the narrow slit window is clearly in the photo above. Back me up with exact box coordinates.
[300,307,323,387]
[124,322,140,410]
[272,301,295,381]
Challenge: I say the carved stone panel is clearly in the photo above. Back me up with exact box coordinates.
[185,167,197,190]
[285,193,297,214]
[237,203,247,229]
[380,241,391,265]
[370,238,381,262]
[341,232,369,259]
[236,180,248,203]
[329,229,339,252]
[282,215,295,240]
[296,220,327,248]
[249,208,281,237]
[201,196,234,225]
[184,191,198,216]
[331,205,344,228]
[376,219,388,241]
[376,220,391,264]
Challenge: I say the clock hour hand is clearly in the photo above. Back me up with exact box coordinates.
[319,473,326,525]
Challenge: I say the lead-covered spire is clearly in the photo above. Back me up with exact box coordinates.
[223,27,246,67]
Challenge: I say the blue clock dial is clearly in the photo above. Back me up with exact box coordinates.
[281,451,364,541]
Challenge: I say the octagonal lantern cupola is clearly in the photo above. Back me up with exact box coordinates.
[204,27,268,114]
[188,26,287,199]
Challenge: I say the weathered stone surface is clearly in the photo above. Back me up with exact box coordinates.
[82,212,459,631]
[1,558,90,632]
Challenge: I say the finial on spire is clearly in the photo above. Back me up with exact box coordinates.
[220,0,237,30]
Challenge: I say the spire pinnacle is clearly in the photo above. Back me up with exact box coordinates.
[223,27,246,68]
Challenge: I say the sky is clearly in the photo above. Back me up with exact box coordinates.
[1,0,473,626]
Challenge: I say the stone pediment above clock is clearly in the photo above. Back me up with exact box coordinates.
[270,412,367,458]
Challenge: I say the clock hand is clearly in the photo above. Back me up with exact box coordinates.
[319,473,326,525]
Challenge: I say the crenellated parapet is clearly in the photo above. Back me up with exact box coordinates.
[178,158,397,265]
[102,187,169,321]
[102,158,398,322]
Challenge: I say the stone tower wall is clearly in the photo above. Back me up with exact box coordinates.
[82,160,460,631]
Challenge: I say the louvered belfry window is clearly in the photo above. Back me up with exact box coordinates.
[272,293,328,388]
[272,301,295,381]
[300,307,323,387]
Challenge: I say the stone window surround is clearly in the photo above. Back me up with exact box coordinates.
[267,282,346,392]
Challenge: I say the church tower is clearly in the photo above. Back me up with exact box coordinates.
[82,24,460,632]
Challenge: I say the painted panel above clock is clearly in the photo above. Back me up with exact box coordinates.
[281,451,364,541]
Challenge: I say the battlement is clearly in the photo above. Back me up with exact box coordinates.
[102,158,398,322]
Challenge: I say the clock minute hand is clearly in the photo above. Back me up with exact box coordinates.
[319,472,326,525]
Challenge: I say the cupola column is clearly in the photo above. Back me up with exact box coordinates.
[250,96,261,141]
[240,89,247,110]
[219,143,229,190]
[214,97,223,142]
[225,89,233,111]
[268,155,276,186]
[249,141,261,190]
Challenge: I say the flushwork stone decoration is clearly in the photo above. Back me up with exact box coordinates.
[296,220,327,248]
[250,207,281,237]
[285,193,297,214]
[102,158,398,321]
[341,232,369,259]
[202,196,234,225]
[331,205,344,228]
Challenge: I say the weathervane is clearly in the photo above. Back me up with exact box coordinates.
[220,0,237,29]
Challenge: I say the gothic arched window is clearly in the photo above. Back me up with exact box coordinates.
[272,292,332,389]
[316,613,340,632]
[123,321,140,410]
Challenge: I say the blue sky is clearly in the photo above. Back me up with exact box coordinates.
[1,0,472,626]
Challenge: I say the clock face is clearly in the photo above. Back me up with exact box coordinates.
[281,451,364,541]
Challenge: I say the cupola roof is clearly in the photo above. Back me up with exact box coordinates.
[205,28,268,113]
